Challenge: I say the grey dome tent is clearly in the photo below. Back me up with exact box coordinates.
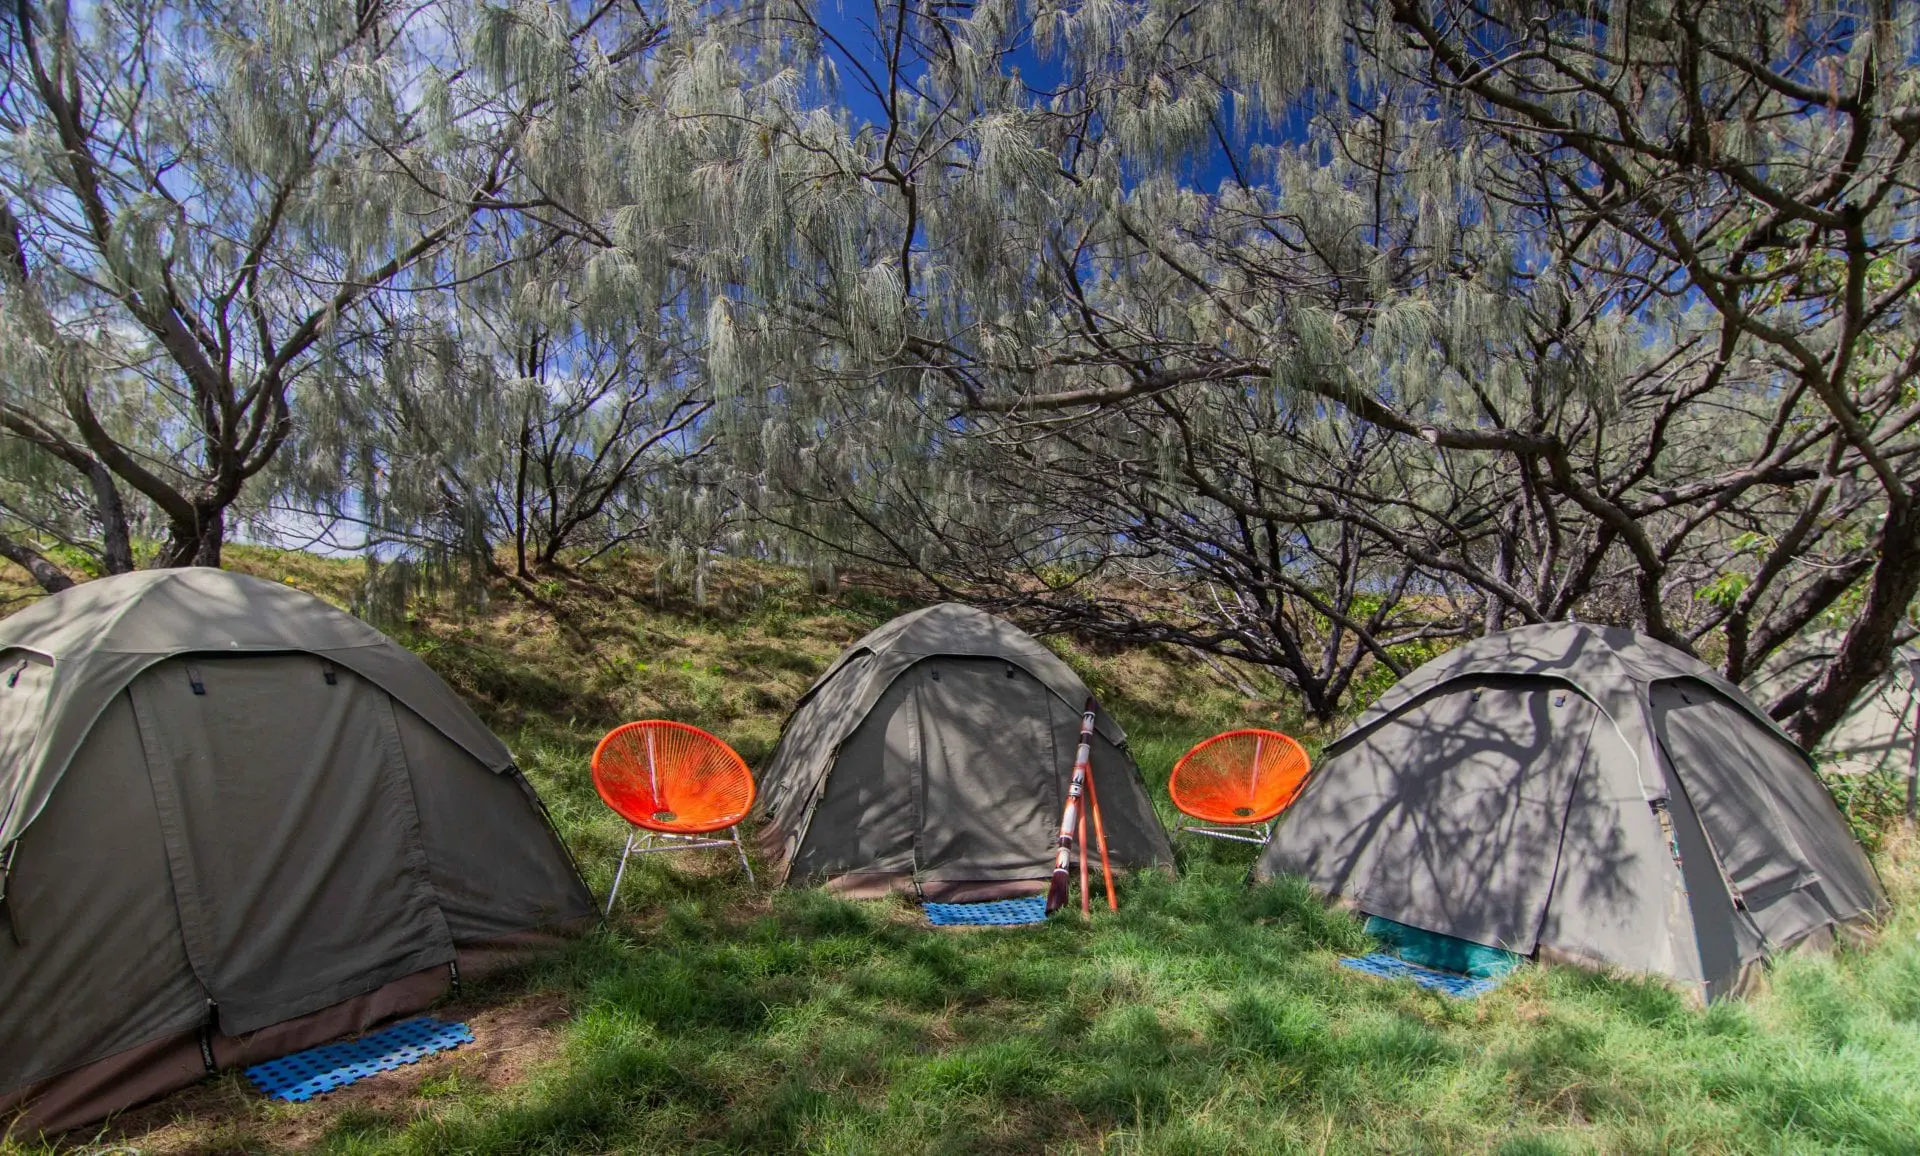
[1256,623,1885,1003]
[1742,631,1920,780]
[755,604,1174,899]
[0,569,593,1133]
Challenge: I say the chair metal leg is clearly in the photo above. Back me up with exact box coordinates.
[605,827,638,916]
[1174,819,1274,846]
[731,825,755,885]
[609,824,756,909]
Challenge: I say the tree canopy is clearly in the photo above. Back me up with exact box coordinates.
[2,0,1916,745]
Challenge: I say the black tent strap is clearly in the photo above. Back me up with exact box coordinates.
[199,1001,218,1072]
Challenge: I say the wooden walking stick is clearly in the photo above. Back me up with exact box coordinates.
[1047,698,1100,915]
[1084,749,1117,911]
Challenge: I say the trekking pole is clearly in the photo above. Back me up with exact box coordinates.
[1078,792,1091,918]
[1084,751,1117,911]
[1047,698,1100,915]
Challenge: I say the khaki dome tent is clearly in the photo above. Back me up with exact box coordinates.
[755,603,1174,899]
[1743,631,1920,779]
[0,569,593,1133]
[1255,623,1885,1003]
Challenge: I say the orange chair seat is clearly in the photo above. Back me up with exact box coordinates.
[593,720,756,835]
[1169,728,1311,825]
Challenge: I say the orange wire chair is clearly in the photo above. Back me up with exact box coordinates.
[1168,729,1312,846]
[593,720,757,913]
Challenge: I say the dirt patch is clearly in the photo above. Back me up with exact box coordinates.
[56,992,571,1155]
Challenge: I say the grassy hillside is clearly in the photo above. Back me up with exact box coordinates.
[8,551,1920,1155]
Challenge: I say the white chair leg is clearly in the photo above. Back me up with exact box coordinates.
[1173,817,1275,846]
[731,825,755,885]
[605,827,638,916]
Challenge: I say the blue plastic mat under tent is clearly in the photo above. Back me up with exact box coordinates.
[244,1016,473,1102]
[1339,953,1504,998]
[1363,915,1523,979]
[923,896,1049,926]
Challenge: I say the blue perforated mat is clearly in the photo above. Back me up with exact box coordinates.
[1339,953,1504,999]
[244,1016,472,1102]
[923,896,1049,926]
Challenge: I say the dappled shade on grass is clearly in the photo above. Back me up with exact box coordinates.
[250,839,1920,1156]
[327,618,1920,1155]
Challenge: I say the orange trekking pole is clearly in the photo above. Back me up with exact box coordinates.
[1084,749,1117,911]
[1078,793,1090,917]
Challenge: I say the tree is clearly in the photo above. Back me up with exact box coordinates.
[620,0,1919,742]
[9,0,1902,751]
[284,239,715,581]
[580,1,1603,716]
[1344,0,1920,745]
[258,2,725,590]
[0,0,524,585]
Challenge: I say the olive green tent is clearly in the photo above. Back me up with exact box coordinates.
[0,569,593,1133]
[1256,623,1885,1003]
[755,604,1174,899]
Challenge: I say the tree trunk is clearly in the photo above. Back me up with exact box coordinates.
[514,408,533,579]
[1484,527,1511,634]
[158,506,225,569]
[194,517,223,566]
[1280,656,1336,723]
[1787,508,1920,750]
[0,531,75,593]
[87,461,136,574]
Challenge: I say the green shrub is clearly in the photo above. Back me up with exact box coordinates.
[1820,768,1911,852]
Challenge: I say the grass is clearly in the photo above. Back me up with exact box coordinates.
[166,838,1920,1155]
[8,549,1920,1154]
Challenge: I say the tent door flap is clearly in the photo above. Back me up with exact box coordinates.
[129,655,454,1035]
[1347,681,1599,956]
[910,658,1056,882]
